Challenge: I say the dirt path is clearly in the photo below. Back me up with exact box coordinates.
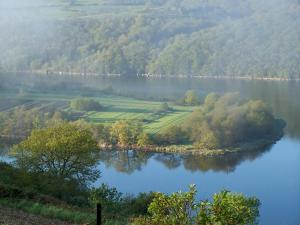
[0,205,75,225]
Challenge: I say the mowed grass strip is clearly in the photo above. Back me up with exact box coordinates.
[0,92,197,133]
[145,110,193,134]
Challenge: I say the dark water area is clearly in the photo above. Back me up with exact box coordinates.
[0,74,299,224]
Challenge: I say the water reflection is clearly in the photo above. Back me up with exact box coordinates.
[98,143,273,174]
[180,146,272,173]
[99,150,154,174]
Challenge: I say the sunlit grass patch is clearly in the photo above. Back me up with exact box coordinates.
[0,92,196,134]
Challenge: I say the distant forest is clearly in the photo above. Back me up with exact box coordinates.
[0,0,299,78]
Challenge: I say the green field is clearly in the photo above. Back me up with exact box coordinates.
[0,93,196,134]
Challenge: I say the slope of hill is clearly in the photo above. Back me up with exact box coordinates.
[0,0,299,78]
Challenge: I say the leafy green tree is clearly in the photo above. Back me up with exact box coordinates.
[146,185,198,225]
[160,125,187,145]
[195,123,221,149]
[208,190,260,225]
[11,123,99,185]
[184,90,199,105]
[110,120,143,146]
[71,120,110,146]
[0,107,64,138]
[203,92,219,112]
[137,132,153,147]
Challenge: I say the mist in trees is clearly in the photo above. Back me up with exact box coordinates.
[0,0,299,78]
[182,93,285,149]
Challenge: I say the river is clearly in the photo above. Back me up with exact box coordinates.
[1,76,300,224]
[95,78,300,225]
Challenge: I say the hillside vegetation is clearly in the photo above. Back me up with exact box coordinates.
[0,0,299,78]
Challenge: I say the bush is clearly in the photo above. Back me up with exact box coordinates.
[89,184,123,214]
[137,133,153,147]
[123,192,156,216]
[70,98,102,111]
[155,102,172,113]
[158,125,188,145]
[0,162,89,206]
[132,185,260,225]
[89,184,155,220]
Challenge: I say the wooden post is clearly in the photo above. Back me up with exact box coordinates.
[97,203,102,225]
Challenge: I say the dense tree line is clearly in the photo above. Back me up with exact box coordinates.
[0,106,66,138]
[181,93,285,149]
[0,0,299,78]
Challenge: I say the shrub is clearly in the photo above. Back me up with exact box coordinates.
[159,125,188,145]
[70,98,102,111]
[132,185,260,225]
[155,102,172,113]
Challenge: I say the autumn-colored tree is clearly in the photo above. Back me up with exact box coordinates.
[110,120,142,146]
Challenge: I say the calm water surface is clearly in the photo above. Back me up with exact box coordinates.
[1,77,299,225]
[93,78,300,225]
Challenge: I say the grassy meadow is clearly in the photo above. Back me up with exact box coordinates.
[0,92,196,134]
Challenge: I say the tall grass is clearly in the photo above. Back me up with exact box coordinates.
[0,198,95,224]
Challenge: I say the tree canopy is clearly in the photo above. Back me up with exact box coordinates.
[11,123,100,185]
[0,0,299,78]
[183,93,285,149]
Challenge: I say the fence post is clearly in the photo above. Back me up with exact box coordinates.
[97,203,102,225]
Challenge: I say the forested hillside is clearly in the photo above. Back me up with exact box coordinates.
[0,0,299,78]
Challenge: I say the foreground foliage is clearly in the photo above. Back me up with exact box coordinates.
[0,170,260,225]
[133,185,260,225]
[0,162,155,224]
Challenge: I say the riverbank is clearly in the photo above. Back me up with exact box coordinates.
[100,137,280,156]
[3,71,300,81]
